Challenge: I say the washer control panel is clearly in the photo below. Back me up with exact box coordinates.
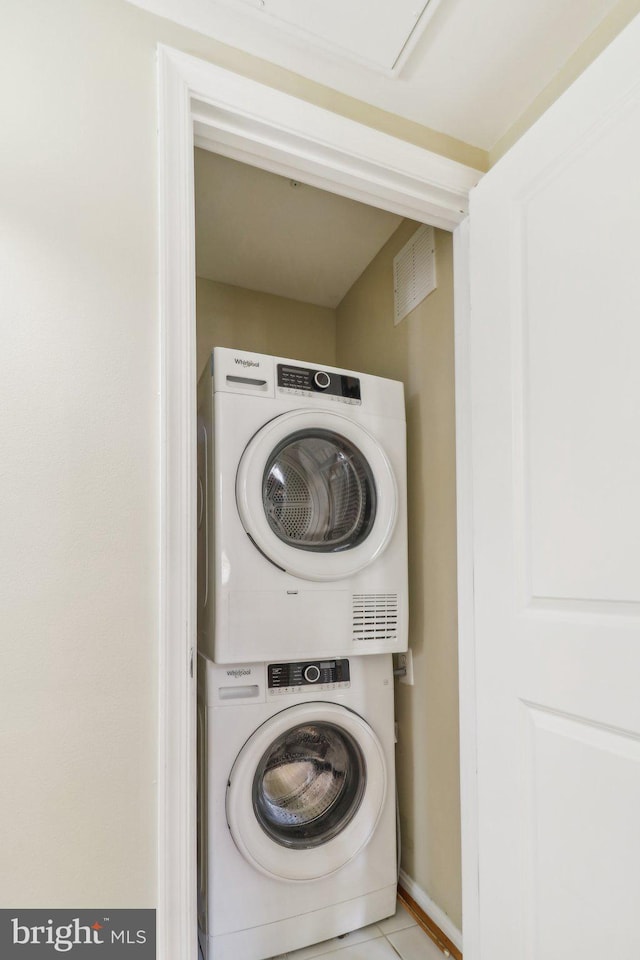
[268,658,351,695]
[277,364,361,404]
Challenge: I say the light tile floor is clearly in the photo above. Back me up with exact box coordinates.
[270,900,447,960]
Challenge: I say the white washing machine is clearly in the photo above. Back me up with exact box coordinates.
[197,652,397,960]
[197,348,408,664]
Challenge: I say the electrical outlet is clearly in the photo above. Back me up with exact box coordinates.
[398,650,414,686]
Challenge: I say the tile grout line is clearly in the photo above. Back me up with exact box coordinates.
[278,931,389,960]
[384,935,405,959]
[272,902,436,959]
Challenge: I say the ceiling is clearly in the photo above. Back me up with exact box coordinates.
[128,0,621,150]
[195,149,404,307]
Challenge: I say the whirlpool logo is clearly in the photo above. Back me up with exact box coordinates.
[234,357,260,368]
[226,668,251,678]
[2,910,155,957]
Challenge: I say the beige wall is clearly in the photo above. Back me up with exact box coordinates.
[196,278,336,375]
[336,223,461,928]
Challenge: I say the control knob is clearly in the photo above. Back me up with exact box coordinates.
[313,370,331,390]
[303,664,321,683]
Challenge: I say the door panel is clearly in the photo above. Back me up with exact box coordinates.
[523,705,640,959]
[521,100,640,605]
[469,14,640,959]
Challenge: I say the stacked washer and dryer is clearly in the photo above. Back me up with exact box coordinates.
[196,347,408,960]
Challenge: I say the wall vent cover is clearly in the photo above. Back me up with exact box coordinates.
[353,594,398,641]
[393,224,436,324]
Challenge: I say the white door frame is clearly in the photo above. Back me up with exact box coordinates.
[157,43,482,960]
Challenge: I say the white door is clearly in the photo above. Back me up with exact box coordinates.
[468,15,640,960]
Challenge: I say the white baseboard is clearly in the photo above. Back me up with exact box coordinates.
[398,869,463,953]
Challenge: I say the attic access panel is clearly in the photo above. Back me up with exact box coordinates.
[218,0,440,73]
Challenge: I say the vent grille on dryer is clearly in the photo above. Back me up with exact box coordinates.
[352,594,398,641]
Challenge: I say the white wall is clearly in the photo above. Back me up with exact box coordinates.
[1,0,163,907]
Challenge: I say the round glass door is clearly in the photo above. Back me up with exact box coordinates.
[226,701,387,880]
[252,720,366,849]
[236,410,398,582]
[262,430,376,553]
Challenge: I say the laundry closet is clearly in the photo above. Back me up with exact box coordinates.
[194,145,461,955]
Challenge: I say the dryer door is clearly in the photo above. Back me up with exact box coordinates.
[236,409,398,581]
[226,702,387,881]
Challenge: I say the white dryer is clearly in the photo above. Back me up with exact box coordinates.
[197,652,397,960]
[197,348,408,664]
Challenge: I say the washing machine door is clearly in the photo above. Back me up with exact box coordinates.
[226,701,387,881]
[236,409,398,581]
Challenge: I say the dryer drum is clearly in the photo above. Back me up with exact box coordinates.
[262,430,377,552]
[252,721,367,849]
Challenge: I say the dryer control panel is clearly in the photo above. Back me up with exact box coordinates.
[268,658,351,695]
[277,364,361,404]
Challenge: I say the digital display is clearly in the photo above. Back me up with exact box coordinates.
[268,659,350,688]
[277,364,361,401]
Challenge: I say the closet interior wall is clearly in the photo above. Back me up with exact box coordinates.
[195,217,461,930]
